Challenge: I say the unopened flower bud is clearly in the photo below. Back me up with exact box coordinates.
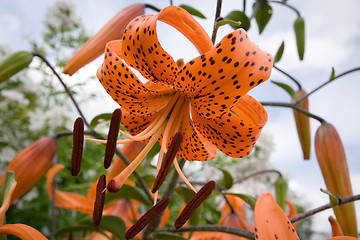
[0,136,58,203]
[63,4,145,75]
[315,123,358,237]
[292,89,311,159]
[0,51,33,83]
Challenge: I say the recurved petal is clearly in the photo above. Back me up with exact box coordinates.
[46,164,94,215]
[0,224,47,240]
[175,29,272,118]
[327,237,360,240]
[254,193,299,240]
[97,40,175,116]
[176,102,217,161]
[192,94,267,158]
[121,14,179,86]
[121,107,159,137]
[157,6,213,54]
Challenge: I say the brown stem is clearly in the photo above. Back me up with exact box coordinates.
[234,169,282,184]
[267,0,301,17]
[261,101,326,124]
[211,0,223,44]
[274,65,302,90]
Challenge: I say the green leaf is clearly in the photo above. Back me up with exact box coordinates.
[274,41,285,63]
[179,5,206,19]
[105,184,152,206]
[271,81,295,98]
[0,171,16,206]
[224,11,251,31]
[153,232,187,240]
[329,67,336,81]
[0,51,33,83]
[225,193,256,210]
[294,16,305,60]
[89,113,112,129]
[176,185,195,203]
[216,20,242,28]
[218,168,234,190]
[56,216,126,240]
[145,141,161,161]
[254,2,272,33]
[320,188,340,205]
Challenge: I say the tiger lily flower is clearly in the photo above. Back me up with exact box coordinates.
[0,136,58,203]
[0,172,47,240]
[92,5,273,193]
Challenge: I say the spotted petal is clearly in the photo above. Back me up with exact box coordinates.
[175,29,273,118]
[97,40,176,116]
[192,94,267,158]
[254,193,300,240]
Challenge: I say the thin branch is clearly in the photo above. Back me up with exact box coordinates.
[243,0,247,13]
[211,0,223,44]
[261,101,326,124]
[144,4,161,13]
[267,0,301,17]
[295,67,360,104]
[234,169,282,184]
[32,52,90,128]
[156,225,255,239]
[274,65,302,90]
[290,193,360,223]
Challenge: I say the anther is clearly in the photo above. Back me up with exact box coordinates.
[106,179,120,193]
[104,108,122,169]
[174,181,216,229]
[125,198,170,239]
[71,117,84,176]
[93,174,106,226]
[152,132,183,193]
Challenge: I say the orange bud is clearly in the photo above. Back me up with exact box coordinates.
[315,123,358,237]
[292,89,311,159]
[0,136,58,203]
[329,216,344,237]
[63,4,145,75]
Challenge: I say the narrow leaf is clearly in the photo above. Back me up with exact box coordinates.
[271,80,295,98]
[224,10,250,30]
[329,67,336,81]
[321,188,340,205]
[254,2,272,33]
[216,19,242,28]
[274,41,285,63]
[105,183,152,206]
[225,193,256,210]
[179,5,206,19]
[218,168,234,190]
[89,113,112,129]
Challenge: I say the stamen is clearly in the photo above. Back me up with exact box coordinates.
[107,123,166,193]
[93,174,106,226]
[174,181,216,229]
[71,117,84,176]
[119,95,179,142]
[152,132,183,193]
[125,197,170,240]
[161,96,185,153]
[84,137,132,144]
[173,158,197,193]
[104,109,122,169]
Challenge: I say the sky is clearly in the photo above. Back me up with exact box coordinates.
[1,0,360,237]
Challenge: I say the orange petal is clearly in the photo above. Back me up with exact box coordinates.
[157,6,213,54]
[192,94,267,158]
[121,107,159,137]
[176,102,217,161]
[121,14,179,86]
[329,216,344,237]
[327,237,360,240]
[97,40,176,117]
[254,193,300,240]
[63,4,145,75]
[285,200,298,228]
[174,29,272,118]
[0,137,58,203]
[315,123,358,237]
[46,164,94,215]
[0,224,47,240]
[220,195,252,231]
